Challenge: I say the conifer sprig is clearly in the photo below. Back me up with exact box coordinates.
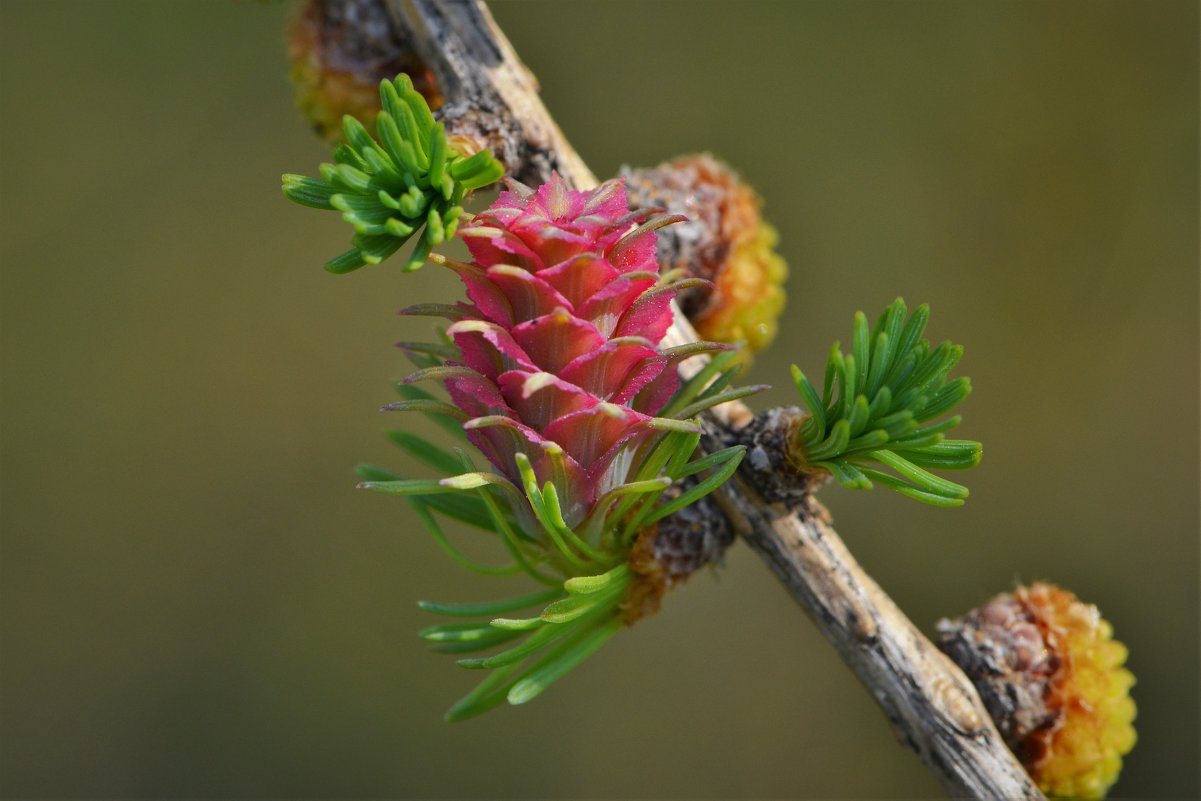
[282,74,504,273]
[332,173,764,718]
[357,343,753,719]
[790,298,981,507]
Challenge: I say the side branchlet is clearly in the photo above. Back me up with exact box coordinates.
[789,298,981,507]
[282,73,504,273]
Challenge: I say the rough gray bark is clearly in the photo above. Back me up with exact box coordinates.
[387,1,1045,797]
[386,0,593,188]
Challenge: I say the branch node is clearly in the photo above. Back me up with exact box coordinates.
[736,406,830,504]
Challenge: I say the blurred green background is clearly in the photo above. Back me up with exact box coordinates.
[2,0,1197,797]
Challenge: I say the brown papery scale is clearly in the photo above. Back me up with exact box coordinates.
[937,590,1060,753]
[625,478,735,624]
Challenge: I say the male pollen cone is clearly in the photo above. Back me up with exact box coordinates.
[938,582,1137,799]
[623,153,787,358]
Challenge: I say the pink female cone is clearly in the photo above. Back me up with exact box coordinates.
[424,175,685,527]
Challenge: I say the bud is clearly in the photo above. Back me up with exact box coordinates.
[622,154,787,356]
[937,583,1137,799]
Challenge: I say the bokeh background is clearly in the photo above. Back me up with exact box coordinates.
[2,0,1197,797]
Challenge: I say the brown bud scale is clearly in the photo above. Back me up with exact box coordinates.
[738,407,831,503]
[624,478,735,625]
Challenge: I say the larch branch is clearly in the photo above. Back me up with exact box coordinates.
[387,1,1044,796]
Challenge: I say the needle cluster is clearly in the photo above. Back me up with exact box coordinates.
[282,74,503,273]
[790,298,981,506]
